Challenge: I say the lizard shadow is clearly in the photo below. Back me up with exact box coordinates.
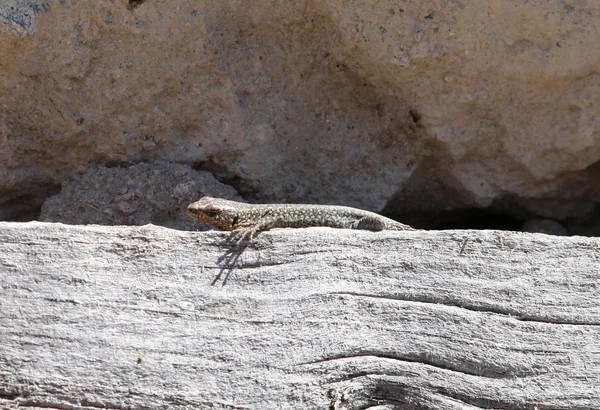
[212,232,261,286]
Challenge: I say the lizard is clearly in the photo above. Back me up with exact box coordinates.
[186,196,414,241]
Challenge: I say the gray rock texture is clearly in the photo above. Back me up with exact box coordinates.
[1,222,599,409]
[39,161,241,230]
[522,218,569,236]
[1,1,600,232]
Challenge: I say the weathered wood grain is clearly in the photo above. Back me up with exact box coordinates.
[1,222,599,409]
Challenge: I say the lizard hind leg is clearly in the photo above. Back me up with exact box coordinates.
[354,216,387,231]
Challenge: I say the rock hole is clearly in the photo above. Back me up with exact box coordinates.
[0,187,60,222]
[409,109,421,123]
[129,0,145,9]
[432,209,523,231]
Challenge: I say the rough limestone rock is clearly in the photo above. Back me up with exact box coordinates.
[39,161,241,230]
[1,222,599,409]
[1,1,600,232]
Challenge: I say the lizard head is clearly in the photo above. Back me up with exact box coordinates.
[186,196,240,231]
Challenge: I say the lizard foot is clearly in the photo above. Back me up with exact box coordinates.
[229,227,258,244]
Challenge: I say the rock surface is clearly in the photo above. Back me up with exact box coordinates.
[522,218,569,236]
[39,161,241,230]
[1,1,600,232]
[1,222,599,409]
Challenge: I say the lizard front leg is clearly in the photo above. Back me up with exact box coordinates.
[231,212,278,243]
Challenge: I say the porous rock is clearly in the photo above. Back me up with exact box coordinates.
[39,161,241,230]
[1,1,599,231]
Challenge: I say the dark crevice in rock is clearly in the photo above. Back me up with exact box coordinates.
[385,203,600,236]
[192,160,255,197]
[412,208,524,231]
[381,159,600,236]
[561,204,600,237]
[0,186,60,222]
[383,204,525,232]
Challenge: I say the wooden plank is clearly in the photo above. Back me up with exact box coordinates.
[1,222,599,409]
